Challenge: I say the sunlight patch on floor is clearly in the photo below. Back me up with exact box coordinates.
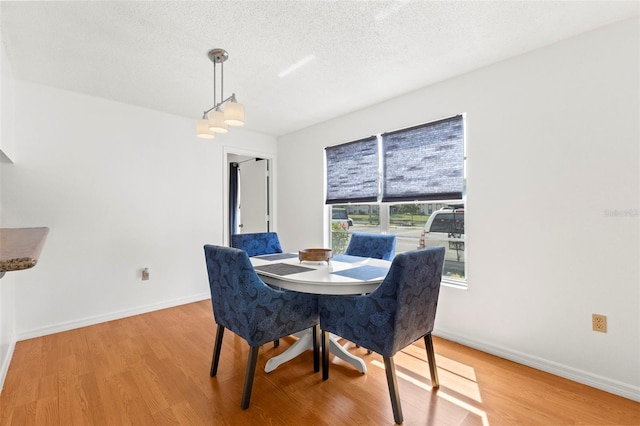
[371,356,489,426]
[393,348,483,403]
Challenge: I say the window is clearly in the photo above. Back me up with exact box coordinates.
[326,115,466,285]
[330,202,465,282]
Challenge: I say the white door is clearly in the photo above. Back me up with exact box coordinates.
[238,159,269,233]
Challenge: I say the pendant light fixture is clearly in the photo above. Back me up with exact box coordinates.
[196,48,245,139]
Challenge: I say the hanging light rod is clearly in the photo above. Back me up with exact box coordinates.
[196,48,245,139]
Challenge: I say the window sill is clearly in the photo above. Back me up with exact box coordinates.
[442,277,467,290]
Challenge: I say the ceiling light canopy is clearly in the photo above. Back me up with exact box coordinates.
[197,48,244,139]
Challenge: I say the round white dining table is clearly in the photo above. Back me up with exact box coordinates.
[250,252,392,373]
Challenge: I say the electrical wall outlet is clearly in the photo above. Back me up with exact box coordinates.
[142,268,150,281]
[592,314,606,333]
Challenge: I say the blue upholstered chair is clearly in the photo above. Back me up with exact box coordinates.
[319,247,445,425]
[345,232,396,260]
[344,232,397,353]
[231,231,286,348]
[204,245,319,409]
[231,232,283,257]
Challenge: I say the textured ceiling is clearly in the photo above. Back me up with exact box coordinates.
[1,1,638,136]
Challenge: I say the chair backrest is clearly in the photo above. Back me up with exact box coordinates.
[203,244,317,347]
[204,245,264,343]
[345,233,396,260]
[368,247,445,356]
[230,232,283,257]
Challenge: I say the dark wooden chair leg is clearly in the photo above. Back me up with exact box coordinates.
[356,343,372,355]
[383,356,403,425]
[424,333,439,388]
[210,324,225,377]
[241,346,260,409]
[322,330,330,381]
[313,324,320,372]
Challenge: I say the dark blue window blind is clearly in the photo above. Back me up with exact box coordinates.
[325,136,378,204]
[381,115,464,202]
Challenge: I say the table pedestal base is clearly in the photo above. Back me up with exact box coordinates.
[264,331,367,374]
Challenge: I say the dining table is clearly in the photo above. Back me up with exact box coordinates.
[249,252,392,373]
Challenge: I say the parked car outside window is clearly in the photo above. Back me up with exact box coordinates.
[421,204,464,262]
[332,208,353,227]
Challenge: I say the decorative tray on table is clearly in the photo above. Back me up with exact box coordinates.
[298,248,332,264]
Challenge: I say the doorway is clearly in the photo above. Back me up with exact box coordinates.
[224,148,275,246]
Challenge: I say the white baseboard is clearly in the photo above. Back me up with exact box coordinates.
[15,292,211,341]
[0,340,16,393]
[434,328,640,402]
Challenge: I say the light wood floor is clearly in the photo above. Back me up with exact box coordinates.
[1,300,638,425]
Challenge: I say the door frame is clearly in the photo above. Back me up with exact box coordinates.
[222,146,276,247]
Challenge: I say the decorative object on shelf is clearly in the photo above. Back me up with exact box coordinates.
[196,48,245,139]
[298,248,332,264]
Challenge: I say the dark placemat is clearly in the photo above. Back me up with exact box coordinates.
[331,265,389,281]
[254,253,299,261]
[254,263,315,276]
[332,254,368,263]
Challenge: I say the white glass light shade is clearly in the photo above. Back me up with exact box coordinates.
[224,101,245,126]
[196,118,215,139]
[208,110,229,133]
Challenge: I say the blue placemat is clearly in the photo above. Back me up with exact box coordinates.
[254,253,299,261]
[331,265,388,281]
[254,263,314,276]
[332,254,368,263]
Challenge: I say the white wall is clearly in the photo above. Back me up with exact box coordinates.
[277,18,640,400]
[0,82,277,340]
[0,37,17,389]
[1,35,16,161]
